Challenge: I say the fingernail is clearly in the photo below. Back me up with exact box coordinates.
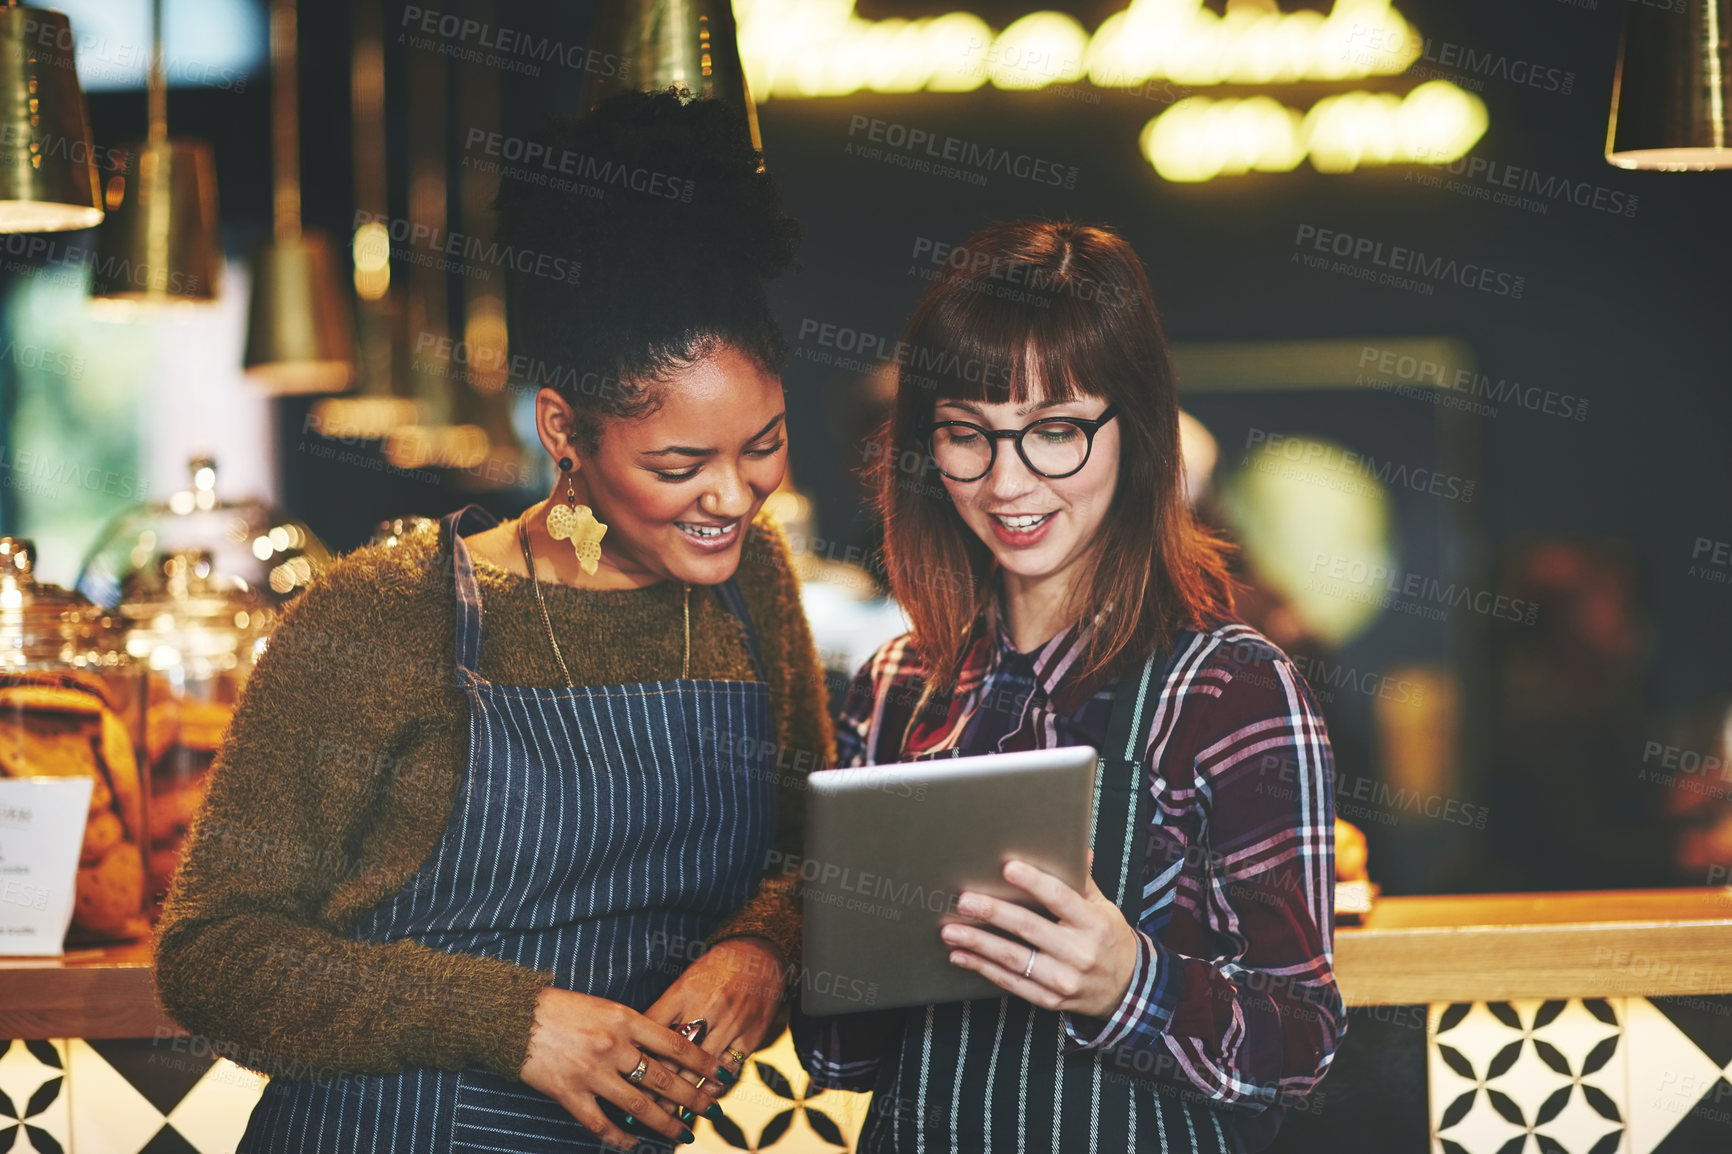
[705,1103,726,1121]
[678,1107,695,1125]
[716,1067,738,1086]
[681,1127,696,1144]
[624,1115,635,1127]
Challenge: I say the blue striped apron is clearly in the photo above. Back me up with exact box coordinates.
[239,504,778,1153]
[856,650,1247,1154]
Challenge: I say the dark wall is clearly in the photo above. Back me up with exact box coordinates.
[76,2,1732,893]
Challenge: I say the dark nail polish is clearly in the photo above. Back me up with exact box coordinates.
[680,1127,696,1144]
[704,1103,725,1121]
[678,1107,695,1125]
[716,1066,737,1086]
[623,1115,635,1127]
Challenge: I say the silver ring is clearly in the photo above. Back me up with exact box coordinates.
[1022,947,1039,979]
[627,1055,649,1085]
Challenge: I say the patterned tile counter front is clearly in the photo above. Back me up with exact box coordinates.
[4,889,1730,1153]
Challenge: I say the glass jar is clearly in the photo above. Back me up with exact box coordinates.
[0,537,147,944]
[121,550,277,912]
[76,457,330,914]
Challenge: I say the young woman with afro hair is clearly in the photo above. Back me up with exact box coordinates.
[157,89,833,1153]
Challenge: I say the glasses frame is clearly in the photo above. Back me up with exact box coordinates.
[918,404,1121,482]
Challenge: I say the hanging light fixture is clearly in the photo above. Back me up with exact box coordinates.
[578,0,763,153]
[382,6,487,473]
[244,0,354,393]
[1606,0,1732,170]
[450,0,525,491]
[0,3,102,231]
[307,0,418,439]
[89,0,220,303]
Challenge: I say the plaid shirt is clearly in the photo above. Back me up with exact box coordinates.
[793,616,1345,1114]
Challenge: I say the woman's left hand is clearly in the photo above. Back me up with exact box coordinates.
[941,854,1140,1020]
[638,937,787,1120]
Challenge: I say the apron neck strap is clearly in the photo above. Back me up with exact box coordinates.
[711,577,767,682]
[1092,648,1169,923]
[441,504,498,675]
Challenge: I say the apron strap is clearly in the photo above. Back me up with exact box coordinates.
[1091,648,1168,923]
[711,577,768,682]
[440,504,499,677]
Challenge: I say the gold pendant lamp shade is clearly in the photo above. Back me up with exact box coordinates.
[91,0,221,303]
[244,0,354,393]
[245,232,354,393]
[0,5,102,232]
[1606,0,1732,170]
[578,0,762,153]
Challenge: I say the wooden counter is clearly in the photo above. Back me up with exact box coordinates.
[0,939,183,1039]
[3,889,1730,1037]
[1334,887,1732,1004]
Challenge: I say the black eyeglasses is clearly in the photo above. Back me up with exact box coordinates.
[919,405,1120,482]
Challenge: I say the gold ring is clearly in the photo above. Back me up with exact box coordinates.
[627,1055,650,1085]
[694,1076,707,1090]
[726,1047,748,1066]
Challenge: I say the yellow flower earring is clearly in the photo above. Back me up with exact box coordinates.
[546,457,608,575]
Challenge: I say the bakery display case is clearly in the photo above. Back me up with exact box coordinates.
[75,457,331,913]
[0,537,147,944]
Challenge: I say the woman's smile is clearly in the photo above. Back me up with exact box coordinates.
[986,510,1058,546]
[674,518,744,551]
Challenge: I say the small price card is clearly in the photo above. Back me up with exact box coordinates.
[0,777,94,956]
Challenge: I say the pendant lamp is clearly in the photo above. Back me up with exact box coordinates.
[451,0,524,491]
[0,3,102,231]
[244,0,354,394]
[90,0,220,303]
[578,0,762,154]
[1606,0,1732,170]
[307,0,418,439]
[381,2,487,473]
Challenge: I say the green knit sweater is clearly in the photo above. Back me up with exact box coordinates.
[153,512,833,1084]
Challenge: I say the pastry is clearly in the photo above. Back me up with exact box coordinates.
[99,708,142,841]
[81,810,123,865]
[0,679,149,939]
[75,842,144,936]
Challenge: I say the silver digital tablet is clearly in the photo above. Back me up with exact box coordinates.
[799,746,1098,1016]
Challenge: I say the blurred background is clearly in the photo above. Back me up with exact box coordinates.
[4,0,1730,908]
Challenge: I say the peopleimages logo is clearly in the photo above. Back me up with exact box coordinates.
[351,210,580,284]
[1344,24,1576,95]
[1294,224,1526,298]
[1409,37,1575,94]
[845,115,1079,189]
[399,6,628,78]
[1242,428,1476,503]
[1356,345,1590,422]
[1412,153,1639,219]
[1306,553,1539,625]
[461,129,693,202]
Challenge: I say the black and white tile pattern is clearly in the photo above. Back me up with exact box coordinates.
[1430,997,1732,1154]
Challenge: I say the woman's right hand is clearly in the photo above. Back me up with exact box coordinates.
[520,985,722,1149]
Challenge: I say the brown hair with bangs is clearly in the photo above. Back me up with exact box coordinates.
[871,219,1237,694]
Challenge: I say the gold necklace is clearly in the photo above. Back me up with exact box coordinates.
[518,517,691,686]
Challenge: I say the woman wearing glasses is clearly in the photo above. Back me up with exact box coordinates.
[793,221,1344,1152]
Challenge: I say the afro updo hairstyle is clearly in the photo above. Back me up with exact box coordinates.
[492,88,800,452]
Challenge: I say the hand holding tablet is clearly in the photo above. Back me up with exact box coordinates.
[940,851,1141,1020]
